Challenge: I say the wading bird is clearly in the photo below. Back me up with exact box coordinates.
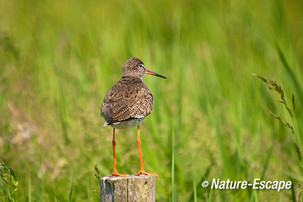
[101,57,166,177]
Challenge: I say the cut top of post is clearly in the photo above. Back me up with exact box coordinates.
[100,175,156,202]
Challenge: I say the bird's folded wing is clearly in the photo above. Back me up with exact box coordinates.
[101,78,153,124]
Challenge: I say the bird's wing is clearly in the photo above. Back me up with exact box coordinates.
[101,78,153,124]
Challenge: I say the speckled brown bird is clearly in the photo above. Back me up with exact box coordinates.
[101,57,166,177]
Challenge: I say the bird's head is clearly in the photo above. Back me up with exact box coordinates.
[122,57,167,79]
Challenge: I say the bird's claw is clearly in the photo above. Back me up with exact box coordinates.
[106,172,129,177]
[136,170,159,178]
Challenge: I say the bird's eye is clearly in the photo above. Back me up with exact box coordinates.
[139,64,144,68]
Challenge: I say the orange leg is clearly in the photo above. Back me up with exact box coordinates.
[106,128,129,177]
[136,125,159,177]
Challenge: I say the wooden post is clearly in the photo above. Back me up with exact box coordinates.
[100,175,155,202]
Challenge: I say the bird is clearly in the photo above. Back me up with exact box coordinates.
[101,57,166,177]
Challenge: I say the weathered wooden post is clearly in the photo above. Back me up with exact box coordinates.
[100,175,155,202]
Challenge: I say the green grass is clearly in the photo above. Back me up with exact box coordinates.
[1,0,303,201]
[0,161,18,201]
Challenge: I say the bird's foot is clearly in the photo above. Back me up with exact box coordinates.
[106,171,129,177]
[136,170,159,178]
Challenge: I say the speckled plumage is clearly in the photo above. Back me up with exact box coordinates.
[101,57,166,129]
[101,76,153,128]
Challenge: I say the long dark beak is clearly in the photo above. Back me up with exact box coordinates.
[145,69,167,79]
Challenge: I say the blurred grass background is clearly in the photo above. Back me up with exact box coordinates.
[1,0,303,201]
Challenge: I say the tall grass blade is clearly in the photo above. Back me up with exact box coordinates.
[261,145,274,181]
[275,43,303,100]
[69,172,74,202]
[191,153,197,202]
[171,126,175,202]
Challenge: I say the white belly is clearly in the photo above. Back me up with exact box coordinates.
[107,117,146,129]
